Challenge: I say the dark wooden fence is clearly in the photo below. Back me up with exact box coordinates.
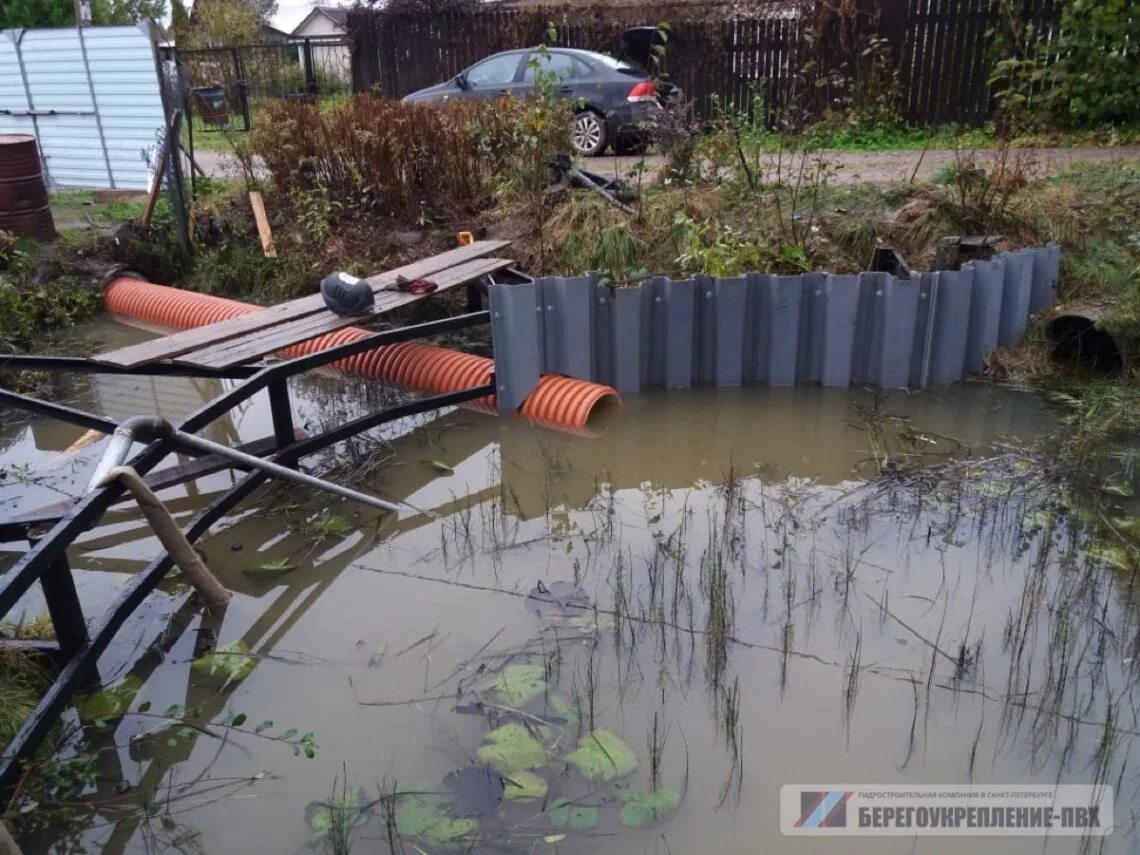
[891,0,1061,125]
[348,0,1063,126]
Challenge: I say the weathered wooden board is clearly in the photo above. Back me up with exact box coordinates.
[177,257,514,369]
[94,240,511,368]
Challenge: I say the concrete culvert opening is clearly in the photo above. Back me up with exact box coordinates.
[1047,314,1124,373]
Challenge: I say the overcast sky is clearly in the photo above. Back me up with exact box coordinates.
[183,0,355,35]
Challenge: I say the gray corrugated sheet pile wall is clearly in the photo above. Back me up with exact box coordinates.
[489,245,1061,407]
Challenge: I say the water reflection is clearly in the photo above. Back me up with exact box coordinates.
[0,319,1133,855]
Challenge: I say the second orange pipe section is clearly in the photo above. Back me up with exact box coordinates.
[103,277,619,432]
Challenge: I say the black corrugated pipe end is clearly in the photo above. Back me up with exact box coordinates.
[99,267,149,289]
[1046,305,1131,374]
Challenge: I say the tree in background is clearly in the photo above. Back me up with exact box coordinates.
[183,0,279,48]
[0,0,73,28]
[170,0,190,42]
[91,0,168,24]
[0,0,166,27]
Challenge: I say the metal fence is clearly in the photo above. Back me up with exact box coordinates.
[488,246,1061,406]
[172,37,352,136]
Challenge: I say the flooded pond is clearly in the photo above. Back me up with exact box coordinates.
[2,318,1138,854]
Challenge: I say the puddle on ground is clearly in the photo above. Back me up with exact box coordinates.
[1,317,1138,854]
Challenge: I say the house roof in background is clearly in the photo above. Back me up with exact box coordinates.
[292,5,349,33]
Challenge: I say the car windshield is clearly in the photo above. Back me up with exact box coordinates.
[579,51,638,72]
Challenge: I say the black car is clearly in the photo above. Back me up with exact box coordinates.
[402,30,674,156]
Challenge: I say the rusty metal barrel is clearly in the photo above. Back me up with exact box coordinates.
[0,134,56,241]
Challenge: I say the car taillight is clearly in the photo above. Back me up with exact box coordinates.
[627,81,656,103]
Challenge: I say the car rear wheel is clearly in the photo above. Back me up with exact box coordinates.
[572,110,607,157]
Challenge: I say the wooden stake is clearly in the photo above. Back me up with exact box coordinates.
[249,191,277,258]
[141,109,181,229]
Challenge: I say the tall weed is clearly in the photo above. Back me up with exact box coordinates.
[251,95,570,220]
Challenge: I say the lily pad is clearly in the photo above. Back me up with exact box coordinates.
[476,723,547,773]
[547,797,599,830]
[503,770,548,801]
[305,514,353,539]
[77,675,142,723]
[305,788,370,840]
[484,663,547,708]
[527,581,590,617]
[191,640,256,684]
[617,788,680,827]
[565,729,638,782]
[544,612,614,638]
[394,783,477,846]
[443,767,503,817]
[243,558,296,578]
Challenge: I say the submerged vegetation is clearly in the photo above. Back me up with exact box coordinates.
[1,15,1139,854]
[0,616,54,751]
[3,368,1140,851]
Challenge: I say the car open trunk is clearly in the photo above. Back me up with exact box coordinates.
[618,27,680,100]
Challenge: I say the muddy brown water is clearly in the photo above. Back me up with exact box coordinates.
[1,317,1137,854]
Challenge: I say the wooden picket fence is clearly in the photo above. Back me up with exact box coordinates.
[347,0,1063,126]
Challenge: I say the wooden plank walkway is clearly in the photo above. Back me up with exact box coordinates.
[95,240,511,369]
[176,257,513,369]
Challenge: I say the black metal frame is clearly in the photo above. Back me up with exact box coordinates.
[0,310,492,795]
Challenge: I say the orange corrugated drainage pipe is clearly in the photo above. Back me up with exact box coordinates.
[102,276,620,434]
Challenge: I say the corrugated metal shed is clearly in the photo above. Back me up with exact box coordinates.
[0,24,165,190]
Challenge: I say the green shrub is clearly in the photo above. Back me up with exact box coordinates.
[993,0,1140,130]
[0,279,101,353]
[250,95,571,221]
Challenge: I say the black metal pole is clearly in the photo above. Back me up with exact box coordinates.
[0,354,260,379]
[303,38,317,94]
[166,110,192,258]
[267,379,294,451]
[180,55,197,197]
[233,48,251,131]
[39,557,88,658]
[0,388,118,434]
